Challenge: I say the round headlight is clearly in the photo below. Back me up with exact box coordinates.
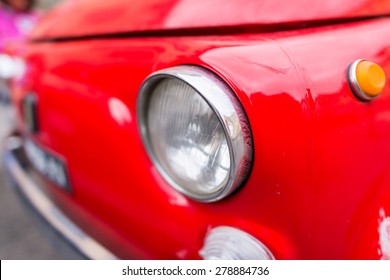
[137,66,253,202]
[200,226,275,260]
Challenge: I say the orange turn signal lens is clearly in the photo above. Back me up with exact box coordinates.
[348,59,386,101]
[356,61,386,97]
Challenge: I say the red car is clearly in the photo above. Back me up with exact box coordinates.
[3,0,390,259]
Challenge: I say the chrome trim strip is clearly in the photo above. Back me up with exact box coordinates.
[3,137,117,260]
[137,65,253,202]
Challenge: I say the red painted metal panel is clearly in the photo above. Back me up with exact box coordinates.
[31,0,390,39]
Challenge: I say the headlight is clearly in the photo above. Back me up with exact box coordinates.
[0,54,25,80]
[200,226,274,260]
[137,66,253,202]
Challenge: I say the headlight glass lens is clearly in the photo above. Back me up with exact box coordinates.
[147,78,230,196]
[138,66,253,202]
[200,226,275,260]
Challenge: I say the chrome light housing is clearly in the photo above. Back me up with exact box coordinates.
[200,226,275,260]
[137,66,253,202]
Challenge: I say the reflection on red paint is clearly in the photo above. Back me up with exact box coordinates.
[379,208,390,260]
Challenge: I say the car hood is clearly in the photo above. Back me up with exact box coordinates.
[32,0,390,39]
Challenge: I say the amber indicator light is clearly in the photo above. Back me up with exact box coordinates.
[348,59,386,101]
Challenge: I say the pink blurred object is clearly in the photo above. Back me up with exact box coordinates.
[0,4,38,51]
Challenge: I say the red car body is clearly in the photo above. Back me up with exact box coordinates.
[3,0,390,259]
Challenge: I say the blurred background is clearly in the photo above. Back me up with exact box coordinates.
[0,0,83,259]
[38,0,59,9]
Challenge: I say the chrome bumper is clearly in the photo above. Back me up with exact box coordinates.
[2,136,117,260]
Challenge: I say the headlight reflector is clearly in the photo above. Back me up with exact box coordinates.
[137,66,252,202]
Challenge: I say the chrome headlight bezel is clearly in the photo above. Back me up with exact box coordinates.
[137,65,253,202]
